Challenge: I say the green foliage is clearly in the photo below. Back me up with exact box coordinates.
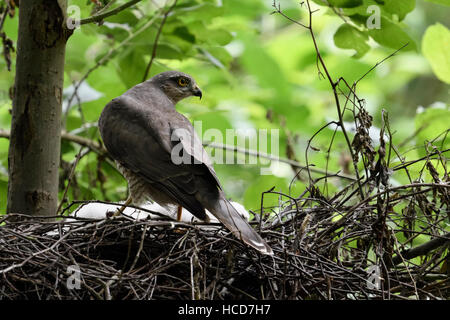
[415,106,450,154]
[327,0,363,8]
[367,17,416,51]
[422,23,450,84]
[424,0,450,5]
[334,24,370,58]
[0,0,448,216]
[314,0,418,56]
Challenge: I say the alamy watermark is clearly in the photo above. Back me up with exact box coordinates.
[170,121,280,175]
[367,5,381,30]
[66,5,81,30]
[366,265,382,290]
[66,264,81,290]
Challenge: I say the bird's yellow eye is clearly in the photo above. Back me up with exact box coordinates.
[177,77,188,87]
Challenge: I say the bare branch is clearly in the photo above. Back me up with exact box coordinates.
[79,0,144,25]
[392,232,450,265]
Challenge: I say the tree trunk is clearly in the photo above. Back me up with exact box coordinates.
[7,0,68,216]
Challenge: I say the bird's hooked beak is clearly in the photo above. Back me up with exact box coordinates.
[192,84,202,100]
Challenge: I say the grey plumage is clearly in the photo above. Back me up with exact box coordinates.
[98,71,273,255]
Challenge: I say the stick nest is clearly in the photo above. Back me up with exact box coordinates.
[1,179,449,300]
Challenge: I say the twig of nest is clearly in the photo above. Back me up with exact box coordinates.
[1,179,449,300]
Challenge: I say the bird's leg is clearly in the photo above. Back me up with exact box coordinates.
[172,205,186,234]
[177,205,183,221]
[113,196,132,217]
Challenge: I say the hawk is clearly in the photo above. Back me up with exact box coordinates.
[98,71,273,255]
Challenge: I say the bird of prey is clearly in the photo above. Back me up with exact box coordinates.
[98,71,273,255]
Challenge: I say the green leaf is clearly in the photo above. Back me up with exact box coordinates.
[383,0,416,21]
[313,0,363,8]
[129,24,158,46]
[368,17,416,51]
[415,106,450,148]
[208,29,233,46]
[348,14,370,26]
[173,3,224,23]
[155,43,184,60]
[222,0,266,17]
[118,48,147,87]
[334,24,370,58]
[343,0,415,20]
[162,34,195,55]
[61,139,77,156]
[424,0,450,5]
[172,26,196,43]
[104,9,139,26]
[95,24,130,42]
[240,36,290,99]
[186,21,233,46]
[200,46,233,68]
[328,0,364,7]
[422,23,450,84]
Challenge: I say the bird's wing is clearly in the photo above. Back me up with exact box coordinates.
[168,112,223,190]
[99,96,218,220]
[168,113,273,255]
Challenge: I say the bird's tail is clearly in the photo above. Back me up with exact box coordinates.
[203,192,273,255]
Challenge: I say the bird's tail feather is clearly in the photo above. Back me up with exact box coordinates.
[204,193,273,255]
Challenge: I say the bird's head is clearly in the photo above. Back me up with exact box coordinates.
[150,71,202,104]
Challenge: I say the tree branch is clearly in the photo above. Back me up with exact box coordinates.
[0,129,106,156]
[204,141,356,181]
[0,129,356,181]
[79,0,144,25]
[392,232,450,265]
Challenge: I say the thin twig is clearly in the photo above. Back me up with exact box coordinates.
[79,0,144,25]
[355,43,409,85]
[56,146,85,215]
[273,0,365,198]
[142,0,178,81]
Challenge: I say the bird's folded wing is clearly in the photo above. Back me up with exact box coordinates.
[168,112,223,190]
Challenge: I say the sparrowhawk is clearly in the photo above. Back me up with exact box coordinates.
[98,71,273,255]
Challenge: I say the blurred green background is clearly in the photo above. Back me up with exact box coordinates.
[0,0,448,214]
